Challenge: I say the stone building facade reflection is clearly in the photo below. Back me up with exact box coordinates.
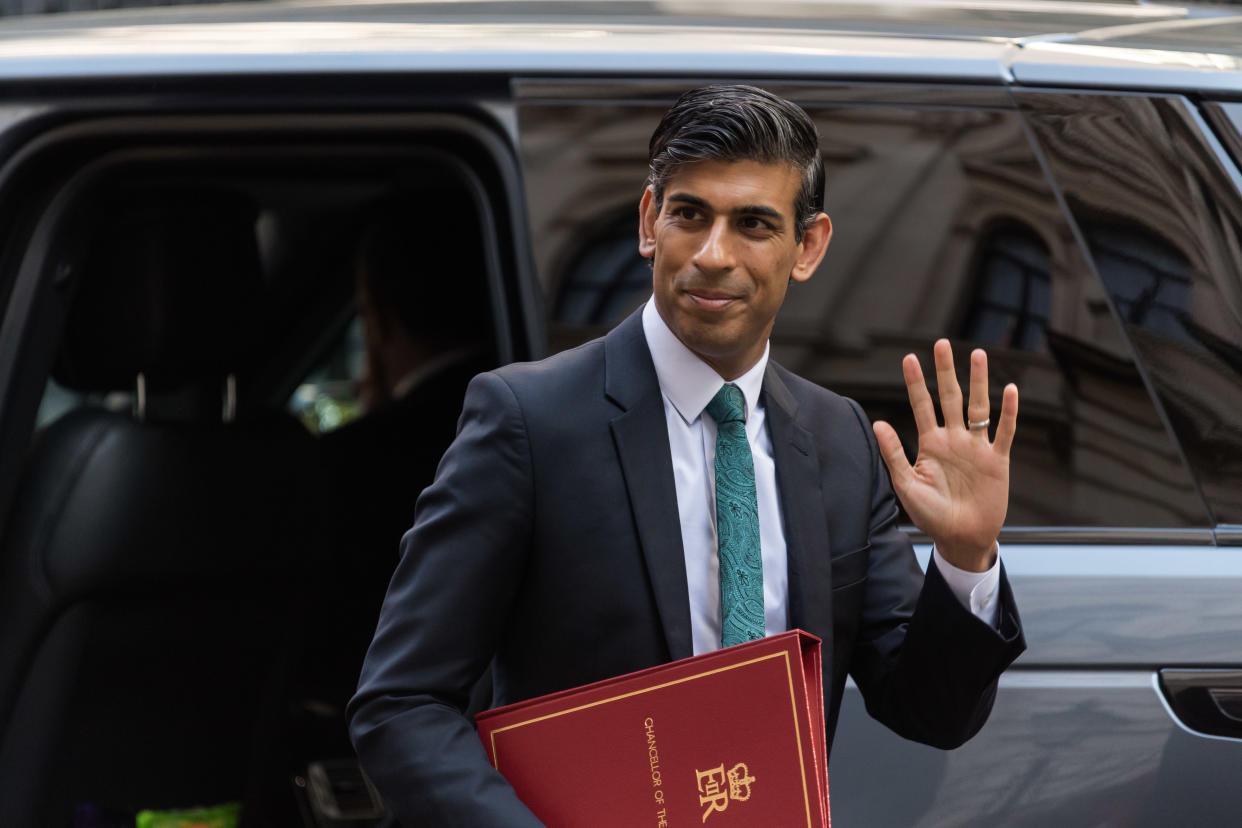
[517,88,1216,529]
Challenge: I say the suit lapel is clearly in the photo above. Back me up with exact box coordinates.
[605,311,694,662]
[763,364,834,643]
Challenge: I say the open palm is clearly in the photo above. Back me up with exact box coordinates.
[872,340,1019,573]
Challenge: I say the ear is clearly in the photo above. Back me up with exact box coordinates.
[791,212,832,283]
[638,187,658,259]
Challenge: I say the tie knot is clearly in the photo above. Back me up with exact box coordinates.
[706,384,746,426]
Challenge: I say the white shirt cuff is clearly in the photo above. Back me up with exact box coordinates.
[932,545,1001,628]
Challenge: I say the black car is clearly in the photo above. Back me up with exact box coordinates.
[1,1,1242,825]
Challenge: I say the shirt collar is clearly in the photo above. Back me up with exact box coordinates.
[641,296,768,426]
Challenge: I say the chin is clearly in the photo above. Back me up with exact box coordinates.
[682,329,746,362]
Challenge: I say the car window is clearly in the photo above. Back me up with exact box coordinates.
[1027,92,1242,527]
[962,225,1051,352]
[518,87,1209,529]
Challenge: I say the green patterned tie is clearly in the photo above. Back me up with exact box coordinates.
[705,384,764,648]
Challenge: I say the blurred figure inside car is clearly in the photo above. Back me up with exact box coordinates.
[318,188,495,698]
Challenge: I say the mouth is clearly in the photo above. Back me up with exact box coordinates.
[684,290,742,311]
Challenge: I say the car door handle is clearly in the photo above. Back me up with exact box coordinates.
[1159,669,1242,739]
[1208,688,1242,723]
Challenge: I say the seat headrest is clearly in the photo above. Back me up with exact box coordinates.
[54,186,265,394]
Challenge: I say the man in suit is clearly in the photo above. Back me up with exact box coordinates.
[348,85,1025,826]
[319,191,494,702]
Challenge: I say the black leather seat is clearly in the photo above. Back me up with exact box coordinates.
[0,186,326,827]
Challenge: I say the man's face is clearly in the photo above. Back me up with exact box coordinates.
[639,159,831,380]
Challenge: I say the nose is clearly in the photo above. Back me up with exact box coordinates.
[692,217,736,274]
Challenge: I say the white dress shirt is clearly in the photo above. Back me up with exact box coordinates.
[640,298,1000,656]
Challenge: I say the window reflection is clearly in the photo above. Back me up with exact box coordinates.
[553,212,648,326]
[1019,91,1242,524]
[963,227,1051,352]
[1088,226,1193,346]
[1079,222,1242,527]
[519,91,1210,529]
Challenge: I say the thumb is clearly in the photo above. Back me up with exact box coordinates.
[872,420,913,490]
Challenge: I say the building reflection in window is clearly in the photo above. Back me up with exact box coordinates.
[1080,221,1242,523]
[520,95,1212,529]
[553,215,649,327]
[1087,225,1193,346]
[962,226,1051,352]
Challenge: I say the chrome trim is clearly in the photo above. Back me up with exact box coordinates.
[903,526,1217,545]
[851,670,1154,690]
[1216,525,1242,546]
[1001,670,1154,690]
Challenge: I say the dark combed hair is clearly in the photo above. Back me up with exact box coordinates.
[647,84,825,241]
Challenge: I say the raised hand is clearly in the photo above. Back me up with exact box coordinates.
[871,339,1019,573]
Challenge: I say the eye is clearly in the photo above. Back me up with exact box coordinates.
[670,205,702,221]
[739,216,774,232]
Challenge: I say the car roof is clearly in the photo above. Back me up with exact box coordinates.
[0,0,1240,93]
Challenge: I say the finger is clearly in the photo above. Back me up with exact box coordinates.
[993,383,1019,457]
[967,348,990,436]
[872,421,913,490]
[934,339,964,429]
[902,353,938,436]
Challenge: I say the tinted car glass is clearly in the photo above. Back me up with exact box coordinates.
[518,87,1208,528]
[963,225,1051,352]
[1022,92,1242,527]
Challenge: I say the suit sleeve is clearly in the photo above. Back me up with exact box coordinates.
[845,400,1025,750]
[346,372,545,827]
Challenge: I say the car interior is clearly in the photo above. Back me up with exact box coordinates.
[0,125,507,827]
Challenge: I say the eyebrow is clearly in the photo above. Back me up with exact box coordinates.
[666,192,785,223]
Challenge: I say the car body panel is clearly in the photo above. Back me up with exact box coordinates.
[829,543,1242,825]
[833,671,1241,827]
[984,544,1242,666]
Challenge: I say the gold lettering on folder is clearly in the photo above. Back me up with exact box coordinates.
[695,762,756,822]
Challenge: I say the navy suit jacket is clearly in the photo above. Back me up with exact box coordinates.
[348,309,1025,826]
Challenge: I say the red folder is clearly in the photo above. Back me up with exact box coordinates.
[476,630,830,827]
